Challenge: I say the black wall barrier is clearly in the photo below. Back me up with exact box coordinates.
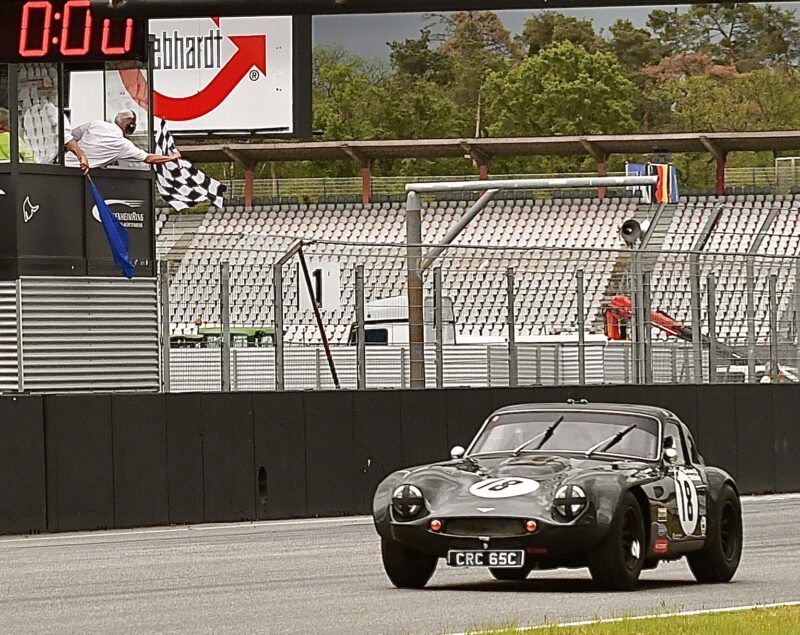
[1,385,799,535]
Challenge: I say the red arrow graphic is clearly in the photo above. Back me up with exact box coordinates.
[119,35,267,122]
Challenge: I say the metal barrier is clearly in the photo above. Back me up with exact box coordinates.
[161,240,800,391]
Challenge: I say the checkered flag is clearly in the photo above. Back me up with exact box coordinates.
[154,119,226,211]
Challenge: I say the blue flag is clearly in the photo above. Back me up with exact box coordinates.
[88,180,135,279]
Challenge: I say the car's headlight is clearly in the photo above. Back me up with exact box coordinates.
[392,484,426,519]
[553,484,588,521]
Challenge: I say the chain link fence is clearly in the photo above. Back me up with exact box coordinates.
[159,240,800,392]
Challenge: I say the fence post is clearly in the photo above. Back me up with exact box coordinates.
[315,347,322,390]
[15,279,24,393]
[406,190,426,388]
[400,347,407,389]
[159,260,171,393]
[690,256,703,384]
[274,264,285,391]
[553,345,561,385]
[769,274,779,379]
[571,268,584,385]
[707,273,718,383]
[220,261,231,392]
[746,258,757,383]
[795,258,800,375]
[642,269,653,384]
[508,267,519,387]
[355,265,366,390]
[434,266,444,389]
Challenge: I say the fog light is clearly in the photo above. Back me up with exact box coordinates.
[526,520,538,533]
[430,519,442,532]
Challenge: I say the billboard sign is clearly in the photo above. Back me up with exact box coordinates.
[90,15,309,135]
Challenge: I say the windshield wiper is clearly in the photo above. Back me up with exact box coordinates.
[512,416,565,456]
[585,423,638,458]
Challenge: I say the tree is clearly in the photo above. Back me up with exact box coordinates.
[312,45,387,141]
[426,11,523,136]
[608,19,663,71]
[648,4,800,71]
[520,12,605,57]
[648,66,800,133]
[387,28,453,85]
[483,41,636,137]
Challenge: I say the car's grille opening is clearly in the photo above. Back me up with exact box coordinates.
[444,518,526,537]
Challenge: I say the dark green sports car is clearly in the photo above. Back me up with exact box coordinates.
[373,401,743,590]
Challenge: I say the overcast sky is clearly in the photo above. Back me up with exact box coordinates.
[312,4,800,60]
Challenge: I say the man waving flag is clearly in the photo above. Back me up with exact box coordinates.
[88,178,136,279]
[154,120,226,211]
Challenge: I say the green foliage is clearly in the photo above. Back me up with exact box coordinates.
[473,605,800,635]
[608,19,663,70]
[648,4,800,71]
[483,41,636,137]
[519,12,605,57]
[261,6,800,187]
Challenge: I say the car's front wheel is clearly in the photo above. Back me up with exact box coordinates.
[381,538,437,589]
[687,484,742,583]
[489,565,532,581]
[588,491,645,591]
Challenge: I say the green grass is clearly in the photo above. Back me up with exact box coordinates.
[470,605,800,635]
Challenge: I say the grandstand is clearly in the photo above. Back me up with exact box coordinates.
[157,191,800,351]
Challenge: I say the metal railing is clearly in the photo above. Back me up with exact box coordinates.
[160,241,800,392]
[220,172,627,202]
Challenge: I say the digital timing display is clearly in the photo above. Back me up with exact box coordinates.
[0,0,147,63]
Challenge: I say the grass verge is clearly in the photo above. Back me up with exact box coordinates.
[473,605,800,635]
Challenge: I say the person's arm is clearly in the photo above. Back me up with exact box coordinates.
[117,137,180,166]
[70,122,89,142]
[144,151,181,165]
[65,139,90,174]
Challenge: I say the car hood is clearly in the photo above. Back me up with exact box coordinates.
[401,453,654,516]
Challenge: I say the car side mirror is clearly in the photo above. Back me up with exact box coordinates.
[664,447,679,464]
[450,445,465,460]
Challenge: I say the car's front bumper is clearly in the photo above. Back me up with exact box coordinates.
[388,514,605,560]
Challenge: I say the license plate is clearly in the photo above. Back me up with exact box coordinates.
[446,550,524,568]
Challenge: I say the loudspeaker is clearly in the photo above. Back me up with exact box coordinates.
[620,219,650,246]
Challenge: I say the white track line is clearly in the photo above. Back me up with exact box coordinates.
[450,601,800,634]
[0,516,372,545]
[1,493,798,546]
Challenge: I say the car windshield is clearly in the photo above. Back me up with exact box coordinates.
[469,410,660,460]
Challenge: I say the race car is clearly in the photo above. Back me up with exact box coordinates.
[373,401,742,590]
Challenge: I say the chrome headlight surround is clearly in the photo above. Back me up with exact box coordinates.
[392,484,426,520]
[553,484,588,522]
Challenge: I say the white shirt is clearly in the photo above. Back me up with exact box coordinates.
[65,120,148,169]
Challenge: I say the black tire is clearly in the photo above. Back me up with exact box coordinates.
[381,538,437,589]
[687,484,742,584]
[489,566,532,581]
[588,491,646,591]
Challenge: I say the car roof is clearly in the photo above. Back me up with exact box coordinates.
[492,402,675,422]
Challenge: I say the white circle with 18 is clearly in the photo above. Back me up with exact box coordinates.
[469,477,540,499]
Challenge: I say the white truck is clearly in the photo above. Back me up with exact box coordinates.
[347,295,456,345]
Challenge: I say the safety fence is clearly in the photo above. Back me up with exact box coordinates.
[161,239,800,392]
[217,166,800,203]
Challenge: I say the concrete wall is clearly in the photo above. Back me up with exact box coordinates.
[1,385,798,535]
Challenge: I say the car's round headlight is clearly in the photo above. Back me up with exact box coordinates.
[553,484,587,521]
[392,484,426,519]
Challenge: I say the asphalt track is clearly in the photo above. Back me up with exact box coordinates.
[1,495,798,634]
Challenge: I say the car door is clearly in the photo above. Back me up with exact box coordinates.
[663,420,708,548]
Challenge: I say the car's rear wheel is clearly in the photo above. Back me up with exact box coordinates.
[687,484,742,583]
[381,538,437,589]
[588,491,645,591]
[489,565,532,581]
